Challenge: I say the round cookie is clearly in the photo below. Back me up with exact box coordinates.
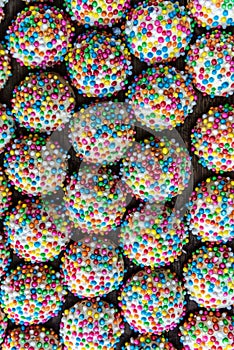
[4,134,68,196]
[0,263,67,325]
[120,136,192,203]
[125,0,193,65]
[0,169,12,214]
[183,244,234,309]
[6,4,75,68]
[118,268,186,334]
[0,44,11,89]
[0,104,14,153]
[64,0,131,27]
[60,299,124,350]
[186,30,234,97]
[4,198,72,263]
[0,309,7,345]
[69,101,135,164]
[119,202,187,267]
[61,237,124,298]
[125,66,197,130]
[125,334,176,349]
[191,104,234,173]
[64,165,127,234]
[11,71,75,132]
[2,325,62,350]
[180,310,234,350]
[187,176,234,242]
[65,31,132,97]
[187,0,234,29]
[0,234,11,278]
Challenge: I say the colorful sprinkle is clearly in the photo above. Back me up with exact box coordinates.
[125,0,193,65]
[183,244,234,309]
[60,299,124,350]
[187,0,234,29]
[191,104,234,172]
[118,268,186,334]
[61,236,124,298]
[0,44,11,89]
[6,4,75,68]
[0,263,67,325]
[119,202,187,267]
[0,104,14,152]
[4,198,72,263]
[64,164,127,234]
[65,31,132,97]
[0,309,7,345]
[187,176,234,242]
[69,101,135,165]
[0,0,8,23]
[0,168,12,214]
[180,310,234,350]
[64,0,131,27]
[4,133,68,196]
[125,334,176,350]
[126,65,197,130]
[12,71,75,132]
[2,325,62,350]
[0,8,3,23]
[120,136,192,202]
[0,234,11,278]
[186,30,234,97]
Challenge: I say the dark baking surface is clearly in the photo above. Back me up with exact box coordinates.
[0,0,233,349]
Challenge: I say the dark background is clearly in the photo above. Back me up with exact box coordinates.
[0,0,233,348]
